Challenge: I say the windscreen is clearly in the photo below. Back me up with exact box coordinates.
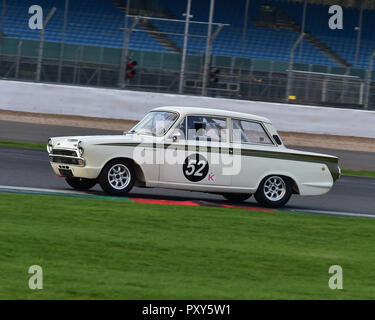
[128,111,178,137]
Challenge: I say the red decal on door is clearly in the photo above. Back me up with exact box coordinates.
[208,173,215,182]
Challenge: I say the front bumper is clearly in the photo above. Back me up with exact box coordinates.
[48,153,101,179]
[50,162,102,179]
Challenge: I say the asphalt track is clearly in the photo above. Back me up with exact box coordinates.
[0,146,374,216]
[1,120,374,170]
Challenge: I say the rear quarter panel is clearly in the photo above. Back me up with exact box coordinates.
[232,146,335,196]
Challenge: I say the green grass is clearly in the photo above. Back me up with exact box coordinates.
[0,193,374,299]
[342,169,375,178]
[0,140,45,150]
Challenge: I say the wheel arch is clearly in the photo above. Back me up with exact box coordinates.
[256,173,300,195]
[100,157,146,187]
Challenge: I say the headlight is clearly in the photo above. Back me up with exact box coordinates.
[78,141,84,157]
[47,139,53,153]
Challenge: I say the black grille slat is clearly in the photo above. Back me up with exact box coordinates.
[50,156,80,165]
[52,149,77,157]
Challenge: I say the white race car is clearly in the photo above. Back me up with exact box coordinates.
[47,106,340,207]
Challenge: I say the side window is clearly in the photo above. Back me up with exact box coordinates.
[187,116,227,142]
[232,119,273,145]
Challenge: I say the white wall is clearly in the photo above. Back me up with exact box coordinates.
[1,80,374,138]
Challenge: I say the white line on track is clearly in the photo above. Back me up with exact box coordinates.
[0,185,88,195]
[288,208,375,219]
[338,180,375,186]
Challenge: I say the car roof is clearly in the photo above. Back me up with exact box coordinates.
[151,106,272,123]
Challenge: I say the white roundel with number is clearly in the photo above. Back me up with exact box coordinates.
[183,154,209,182]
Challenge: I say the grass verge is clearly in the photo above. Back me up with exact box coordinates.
[0,140,45,150]
[341,169,375,178]
[0,193,374,299]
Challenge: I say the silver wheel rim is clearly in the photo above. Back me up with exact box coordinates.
[108,164,131,190]
[264,176,286,202]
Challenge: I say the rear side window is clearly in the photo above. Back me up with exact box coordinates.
[232,119,273,145]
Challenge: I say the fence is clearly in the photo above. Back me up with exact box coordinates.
[0,0,375,109]
[1,35,372,108]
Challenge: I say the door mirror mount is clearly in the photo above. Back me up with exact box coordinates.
[171,131,181,142]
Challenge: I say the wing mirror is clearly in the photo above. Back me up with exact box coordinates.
[171,131,181,142]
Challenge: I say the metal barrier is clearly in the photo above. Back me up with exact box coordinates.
[0,0,374,109]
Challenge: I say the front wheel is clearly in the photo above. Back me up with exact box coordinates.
[254,176,292,208]
[99,159,135,196]
[65,177,97,190]
[222,193,252,202]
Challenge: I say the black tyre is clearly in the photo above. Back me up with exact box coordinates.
[222,193,252,202]
[65,177,97,190]
[99,159,135,196]
[254,175,292,208]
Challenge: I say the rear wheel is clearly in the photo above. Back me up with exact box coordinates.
[222,193,252,202]
[65,177,97,190]
[99,159,135,196]
[254,175,292,208]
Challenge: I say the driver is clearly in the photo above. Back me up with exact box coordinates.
[206,123,220,141]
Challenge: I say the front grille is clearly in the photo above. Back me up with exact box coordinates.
[52,149,77,157]
[49,156,80,165]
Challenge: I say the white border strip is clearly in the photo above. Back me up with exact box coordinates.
[0,185,89,195]
[289,208,375,219]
